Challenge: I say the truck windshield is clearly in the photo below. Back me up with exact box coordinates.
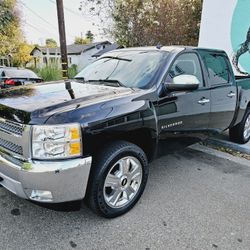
[75,50,167,89]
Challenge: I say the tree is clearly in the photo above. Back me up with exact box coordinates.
[0,0,22,58]
[86,30,94,42]
[45,38,58,48]
[0,1,34,67]
[74,36,91,44]
[79,0,202,47]
[12,42,33,67]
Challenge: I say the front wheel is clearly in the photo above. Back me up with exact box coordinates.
[229,108,250,144]
[86,141,148,218]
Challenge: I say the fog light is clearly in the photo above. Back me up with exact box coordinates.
[30,190,53,202]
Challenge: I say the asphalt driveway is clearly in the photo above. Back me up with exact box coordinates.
[0,145,250,250]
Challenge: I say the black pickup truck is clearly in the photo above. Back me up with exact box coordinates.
[0,46,250,218]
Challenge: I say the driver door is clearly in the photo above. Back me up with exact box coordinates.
[157,52,211,137]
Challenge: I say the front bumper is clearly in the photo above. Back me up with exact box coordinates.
[0,151,92,203]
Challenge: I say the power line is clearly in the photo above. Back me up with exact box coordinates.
[49,0,81,17]
[24,21,58,38]
[48,0,92,21]
[18,0,75,40]
[19,1,58,30]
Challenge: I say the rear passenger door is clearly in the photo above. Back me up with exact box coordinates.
[201,52,237,130]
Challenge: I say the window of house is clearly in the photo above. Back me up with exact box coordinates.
[43,57,48,64]
[50,57,56,64]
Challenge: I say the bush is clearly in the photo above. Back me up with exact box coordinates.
[37,65,62,82]
[68,64,78,79]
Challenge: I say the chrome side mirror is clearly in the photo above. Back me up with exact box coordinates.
[165,74,200,91]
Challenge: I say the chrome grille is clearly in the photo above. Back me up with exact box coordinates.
[0,118,25,156]
[0,137,23,155]
[0,120,23,136]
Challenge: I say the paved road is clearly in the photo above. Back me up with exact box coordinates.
[0,146,250,250]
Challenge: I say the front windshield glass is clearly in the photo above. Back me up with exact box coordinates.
[75,50,167,89]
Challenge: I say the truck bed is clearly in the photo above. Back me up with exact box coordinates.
[235,76,250,90]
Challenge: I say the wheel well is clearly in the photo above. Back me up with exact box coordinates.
[85,129,157,162]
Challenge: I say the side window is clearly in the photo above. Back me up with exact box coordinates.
[202,53,230,86]
[166,53,203,87]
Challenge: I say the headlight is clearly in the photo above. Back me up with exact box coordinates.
[32,123,82,160]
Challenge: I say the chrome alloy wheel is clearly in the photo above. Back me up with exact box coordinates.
[244,114,250,140]
[103,156,143,208]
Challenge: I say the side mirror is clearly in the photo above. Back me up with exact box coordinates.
[165,74,200,91]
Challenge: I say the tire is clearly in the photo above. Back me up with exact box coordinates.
[86,140,148,218]
[229,108,250,144]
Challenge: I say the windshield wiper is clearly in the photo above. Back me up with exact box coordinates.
[102,56,132,62]
[87,79,135,91]
[87,79,124,87]
[74,77,85,82]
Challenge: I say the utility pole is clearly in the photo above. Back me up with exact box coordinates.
[56,0,68,79]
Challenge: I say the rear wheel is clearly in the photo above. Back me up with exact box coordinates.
[86,141,148,218]
[229,108,250,144]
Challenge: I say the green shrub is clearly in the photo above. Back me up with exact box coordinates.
[68,64,78,79]
[37,65,62,82]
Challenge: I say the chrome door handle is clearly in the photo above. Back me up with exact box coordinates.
[227,92,236,98]
[198,98,210,105]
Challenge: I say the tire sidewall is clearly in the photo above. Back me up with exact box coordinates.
[241,109,250,143]
[93,144,148,218]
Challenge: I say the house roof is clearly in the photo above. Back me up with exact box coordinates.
[92,43,123,57]
[30,41,111,56]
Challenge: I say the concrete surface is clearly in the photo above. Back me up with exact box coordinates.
[206,131,250,154]
[0,145,250,250]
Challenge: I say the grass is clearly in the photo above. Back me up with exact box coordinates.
[30,64,78,82]
[37,65,62,82]
[68,64,78,79]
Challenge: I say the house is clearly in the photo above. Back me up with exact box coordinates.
[92,43,124,58]
[0,55,12,67]
[29,41,111,71]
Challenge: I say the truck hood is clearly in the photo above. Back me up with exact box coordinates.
[0,81,135,124]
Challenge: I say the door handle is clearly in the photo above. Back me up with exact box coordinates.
[227,92,236,98]
[198,98,210,105]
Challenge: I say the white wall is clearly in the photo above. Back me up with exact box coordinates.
[198,0,250,74]
[30,44,107,71]
[199,0,237,55]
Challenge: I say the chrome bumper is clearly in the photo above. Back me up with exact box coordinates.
[0,151,92,203]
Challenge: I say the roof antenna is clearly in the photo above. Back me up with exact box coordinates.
[156,42,163,49]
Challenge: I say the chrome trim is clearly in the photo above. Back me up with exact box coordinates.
[0,118,31,160]
[0,153,92,203]
[198,98,210,105]
[227,92,236,98]
[0,171,27,199]
[244,114,250,140]
[0,118,23,136]
[103,156,143,209]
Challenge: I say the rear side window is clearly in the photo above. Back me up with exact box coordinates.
[202,53,230,85]
[166,53,203,87]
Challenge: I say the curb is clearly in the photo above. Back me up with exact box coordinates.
[204,138,250,155]
[190,144,250,167]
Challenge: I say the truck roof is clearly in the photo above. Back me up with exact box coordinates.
[107,46,227,55]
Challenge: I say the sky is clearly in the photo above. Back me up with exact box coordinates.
[19,0,109,45]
